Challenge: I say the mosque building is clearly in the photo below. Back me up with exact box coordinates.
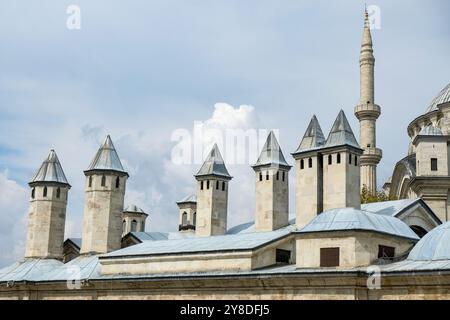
[1,11,450,300]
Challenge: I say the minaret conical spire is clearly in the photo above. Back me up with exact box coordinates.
[195,143,231,179]
[253,131,290,169]
[30,149,70,186]
[86,135,127,174]
[293,115,326,154]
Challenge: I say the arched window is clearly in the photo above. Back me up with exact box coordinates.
[141,221,145,232]
[259,172,263,181]
[276,171,280,180]
[337,153,341,164]
[349,154,352,164]
[115,176,120,188]
[31,188,35,199]
[88,176,92,187]
[182,212,188,225]
[56,187,61,199]
[282,171,285,182]
[193,212,197,225]
[354,155,358,166]
[200,181,204,190]
[206,180,210,189]
[328,154,332,165]
[122,220,126,234]
[216,181,219,190]
[266,171,269,180]
[300,159,304,169]
[131,220,137,232]
[101,175,106,187]
[222,181,225,191]
[43,186,48,197]
[308,158,313,168]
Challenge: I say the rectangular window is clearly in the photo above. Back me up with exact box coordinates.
[276,171,279,180]
[431,158,438,171]
[282,171,285,181]
[320,247,340,267]
[276,249,291,264]
[349,154,352,164]
[200,181,204,190]
[206,180,210,189]
[378,245,395,259]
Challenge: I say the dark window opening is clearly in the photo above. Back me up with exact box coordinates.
[328,155,332,165]
[355,155,358,166]
[101,175,106,187]
[282,171,285,182]
[300,159,304,169]
[276,249,291,264]
[131,220,137,232]
[222,181,226,191]
[206,180,210,189]
[193,212,197,225]
[349,154,352,164]
[320,247,340,267]
[122,220,126,234]
[308,158,313,168]
[276,171,279,180]
[259,172,263,181]
[43,186,48,198]
[115,176,120,188]
[411,225,428,238]
[56,187,61,199]
[337,153,341,164]
[31,188,35,199]
[378,245,395,259]
[216,181,219,190]
[200,181,204,190]
[431,158,438,171]
[88,176,92,187]
[266,172,269,180]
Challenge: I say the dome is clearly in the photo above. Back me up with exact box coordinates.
[299,208,419,240]
[419,125,443,136]
[425,83,450,113]
[408,222,450,261]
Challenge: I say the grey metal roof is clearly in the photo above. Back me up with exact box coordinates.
[103,225,295,258]
[419,125,443,136]
[227,214,296,234]
[30,150,70,186]
[124,205,147,214]
[252,131,291,169]
[86,135,126,173]
[0,259,63,282]
[131,231,195,242]
[298,208,419,241]
[407,222,450,261]
[324,110,360,149]
[362,199,421,217]
[177,195,197,204]
[195,144,231,179]
[425,83,450,113]
[293,115,325,154]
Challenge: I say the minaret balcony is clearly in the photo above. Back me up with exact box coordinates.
[360,148,382,165]
[355,103,381,120]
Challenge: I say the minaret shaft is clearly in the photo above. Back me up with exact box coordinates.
[355,10,382,195]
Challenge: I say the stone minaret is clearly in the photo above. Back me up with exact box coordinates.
[292,116,326,229]
[25,150,71,260]
[80,135,128,255]
[252,131,291,232]
[122,205,148,237]
[354,9,382,195]
[177,195,197,233]
[323,111,363,210]
[195,144,232,237]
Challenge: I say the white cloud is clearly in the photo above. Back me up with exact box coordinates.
[0,170,28,267]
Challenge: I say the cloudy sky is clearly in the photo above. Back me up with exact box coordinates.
[0,0,448,267]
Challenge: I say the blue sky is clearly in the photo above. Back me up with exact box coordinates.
[0,0,448,267]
